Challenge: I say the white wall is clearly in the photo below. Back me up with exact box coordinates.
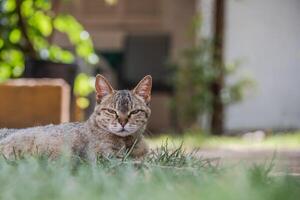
[224,0,300,131]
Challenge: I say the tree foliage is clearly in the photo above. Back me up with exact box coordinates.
[0,0,98,82]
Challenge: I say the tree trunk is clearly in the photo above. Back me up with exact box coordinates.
[211,81,224,135]
[211,0,225,135]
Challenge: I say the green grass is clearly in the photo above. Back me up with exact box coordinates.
[148,132,300,150]
[0,143,299,200]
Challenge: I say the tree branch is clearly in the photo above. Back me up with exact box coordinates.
[16,0,36,58]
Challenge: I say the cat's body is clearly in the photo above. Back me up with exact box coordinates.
[0,75,152,160]
[0,120,147,160]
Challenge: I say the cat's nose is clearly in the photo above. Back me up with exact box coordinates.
[118,119,128,127]
[118,115,128,127]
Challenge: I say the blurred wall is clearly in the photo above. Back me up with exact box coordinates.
[224,0,300,131]
[57,0,196,58]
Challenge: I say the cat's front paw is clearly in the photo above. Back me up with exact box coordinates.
[129,139,149,159]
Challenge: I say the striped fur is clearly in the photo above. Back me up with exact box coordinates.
[0,75,152,160]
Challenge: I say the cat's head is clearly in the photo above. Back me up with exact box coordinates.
[93,74,152,137]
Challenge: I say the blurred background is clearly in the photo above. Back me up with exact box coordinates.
[0,0,300,137]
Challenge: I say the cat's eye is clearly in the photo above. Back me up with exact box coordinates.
[103,108,116,114]
[130,110,141,115]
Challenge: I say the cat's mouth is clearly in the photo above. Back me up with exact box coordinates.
[111,129,132,137]
[118,128,127,132]
[108,127,133,137]
[107,123,139,137]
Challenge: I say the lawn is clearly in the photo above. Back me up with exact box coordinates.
[148,131,300,150]
[0,143,299,200]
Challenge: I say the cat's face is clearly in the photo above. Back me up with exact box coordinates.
[93,75,152,137]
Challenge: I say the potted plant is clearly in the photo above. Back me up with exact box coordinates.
[0,0,99,88]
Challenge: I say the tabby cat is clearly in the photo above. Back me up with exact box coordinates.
[0,75,152,160]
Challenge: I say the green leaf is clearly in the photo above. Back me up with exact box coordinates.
[74,73,94,97]
[28,11,52,36]
[76,42,92,58]
[12,65,24,77]
[0,39,4,48]
[47,45,74,63]
[30,34,49,49]
[34,0,51,10]
[2,0,16,12]
[21,0,34,17]
[60,50,74,63]
[76,97,90,109]
[0,63,12,81]
[9,28,22,43]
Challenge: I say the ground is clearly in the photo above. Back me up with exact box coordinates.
[148,132,300,174]
[0,134,299,200]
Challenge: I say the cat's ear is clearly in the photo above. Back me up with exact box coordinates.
[133,75,152,103]
[95,74,114,102]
